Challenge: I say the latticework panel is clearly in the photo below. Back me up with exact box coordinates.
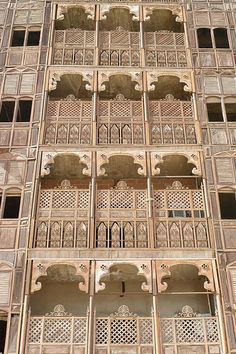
[45,100,92,144]
[35,188,90,248]
[146,50,188,67]
[153,189,205,214]
[151,123,196,144]
[53,30,95,65]
[28,316,87,346]
[161,317,220,344]
[149,100,193,120]
[96,221,148,248]
[145,32,185,47]
[96,316,154,347]
[97,190,147,210]
[155,220,209,248]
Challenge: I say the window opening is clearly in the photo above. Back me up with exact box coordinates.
[27,31,40,46]
[3,196,21,218]
[16,100,32,122]
[225,103,236,122]
[0,319,7,354]
[207,103,224,122]
[219,192,236,219]
[11,30,25,46]
[0,101,15,122]
[197,28,212,48]
[214,28,229,48]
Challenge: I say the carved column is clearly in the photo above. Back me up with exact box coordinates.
[143,71,150,145]
[89,152,96,248]
[152,260,162,354]
[95,5,100,66]
[146,151,154,248]
[139,5,145,67]
[92,71,98,146]
[87,261,95,354]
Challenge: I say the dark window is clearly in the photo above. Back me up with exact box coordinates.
[225,103,236,122]
[11,30,25,46]
[27,31,40,46]
[197,28,212,48]
[0,101,15,122]
[219,192,236,219]
[16,100,32,122]
[0,320,7,354]
[207,103,224,122]
[3,196,21,218]
[214,28,229,48]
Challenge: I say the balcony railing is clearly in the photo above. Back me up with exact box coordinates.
[34,182,90,248]
[96,305,154,353]
[98,95,144,144]
[44,98,92,145]
[96,182,148,248]
[150,96,196,144]
[161,315,220,353]
[99,28,140,66]
[27,306,87,353]
[52,29,96,65]
[145,32,188,67]
[154,183,209,248]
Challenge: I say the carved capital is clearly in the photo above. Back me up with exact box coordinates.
[156,260,215,293]
[147,72,192,93]
[144,5,183,22]
[31,260,89,293]
[98,72,142,92]
[48,71,93,92]
[56,4,95,21]
[100,4,139,21]
[95,261,152,293]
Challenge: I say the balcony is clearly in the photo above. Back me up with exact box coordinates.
[52,29,96,66]
[145,32,187,67]
[161,315,220,354]
[154,182,209,248]
[96,181,148,248]
[34,182,90,248]
[150,95,196,145]
[44,98,92,145]
[99,28,140,67]
[98,94,144,144]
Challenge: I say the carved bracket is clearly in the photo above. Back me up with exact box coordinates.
[31,260,90,293]
[147,72,192,93]
[97,151,146,177]
[143,5,183,22]
[56,4,95,21]
[100,4,139,21]
[156,260,215,293]
[151,151,202,176]
[98,72,142,92]
[41,151,92,177]
[48,71,93,92]
[95,261,152,293]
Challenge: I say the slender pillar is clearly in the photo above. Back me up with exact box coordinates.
[146,151,154,248]
[89,152,96,248]
[87,260,95,354]
[152,261,162,354]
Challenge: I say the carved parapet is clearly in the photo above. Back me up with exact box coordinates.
[31,260,90,293]
[156,260,215,293]
[98,72,142,92]
[151,151,202,176]
[143,5,183,22]
[97,151,146,177]
[56,4,95,21]
[100,4,139,21]
[147,72,192,93]
[41,151,92,177]
[95,261,152,293]
[48,71,93,92]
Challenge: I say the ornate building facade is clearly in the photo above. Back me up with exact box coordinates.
[0,0,236,353]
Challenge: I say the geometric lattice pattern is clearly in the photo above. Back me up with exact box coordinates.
[154,189,204,212]
[97,190,147,210]
[96,319,109,344]
[161,317,220,344]
[140,319,153,344]
[110,319,137,344]
[40,189,89,210]
[28,317,87,344]
[43,319,72,343]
